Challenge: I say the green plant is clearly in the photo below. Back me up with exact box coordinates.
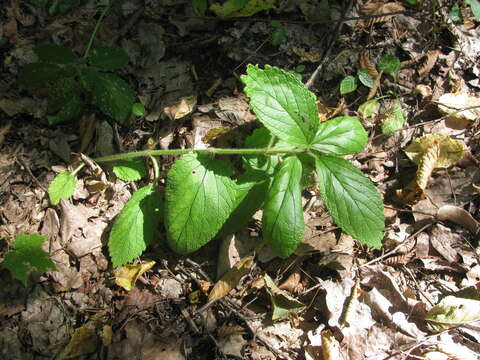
[47,65,385,267]
[2,233,56,285]
[340,53,401,95]
[18,1,139,126]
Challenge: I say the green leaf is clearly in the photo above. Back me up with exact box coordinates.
[470,0,480,20]
[241,64,319,148]
[448,3,462,22]
[192,0,207,15]
[2,233,56,286]
[311,116,367,155]
[263,156,304,258]
[30,0,49,8]
[243,128,279,174]
[108,185,163,267]
[378,54,401,79]
[80,68,134,124]
[381,102,406,135]
[264,274,306,321]
[132,103,145,116]
[217,171,270,238]
[271,20,286,46]
[425,295,480,332]
[47,77,81,114]
[315,155,385,248]
[340,75,358,94]
[357,69,374,88]
[165,154,240,254]
[48,171,77,205]
[34,44,78,64]
[18,63,76,90]
[210,0,275,18]
[87,45,130,71]
[358,97,381,118]
[47,95,84,125]
[113,159,147,181]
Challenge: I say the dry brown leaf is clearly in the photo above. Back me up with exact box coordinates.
[361,1,406,25]
[436,205,480,235]
[383,252,415,265]
[404,134,464,190]
[321,330,341,360]
[56,324,99,359]
[418,50,439,78]
[208,255,254,301]
[278,271,301,293]
[164,95,197,120]
[359,53,379,78]
[367,70,383,100]
[79,113,96,153]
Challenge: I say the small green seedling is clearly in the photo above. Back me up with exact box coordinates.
[2,233,56,285]
[18,2,136,126]
[46,65,385,268]
[340,53,401,95]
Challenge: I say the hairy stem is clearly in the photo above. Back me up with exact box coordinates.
[94,147,306,163]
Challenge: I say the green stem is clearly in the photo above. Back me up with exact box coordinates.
[94,148,306,163]
[83,4,111,60]
[149,155,160,184]
[72,163,85,176]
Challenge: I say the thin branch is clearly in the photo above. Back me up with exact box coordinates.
[306,0,354,89]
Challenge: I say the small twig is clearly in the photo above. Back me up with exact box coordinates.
[306,0,354,89]
[15,156,47,192]
[354,221,435,270]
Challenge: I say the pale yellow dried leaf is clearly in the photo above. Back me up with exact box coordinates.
[321,330,341,360]
[437,93,480,122]
[413,84,433,99]
[57,324,99,359]
[114,261,155,291]
[405,134,464,190]
[405,134,464,168]
[416,141,440,189]
[208,255,254,301]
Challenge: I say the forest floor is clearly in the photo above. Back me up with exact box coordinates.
[1,0,480,359]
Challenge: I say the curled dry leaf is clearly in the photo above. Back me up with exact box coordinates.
[367,71,382,100]
[278,271,302,293]
[436,205,480,234]
[404,134,464,190]
[114,261,156,291]
[359,53,379,78]
[418,50,439,78]
[321,330,341,360]
[164,95,197,120]
[361,1,405,25]
[317,98,346,122]
[208,255,254,302]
